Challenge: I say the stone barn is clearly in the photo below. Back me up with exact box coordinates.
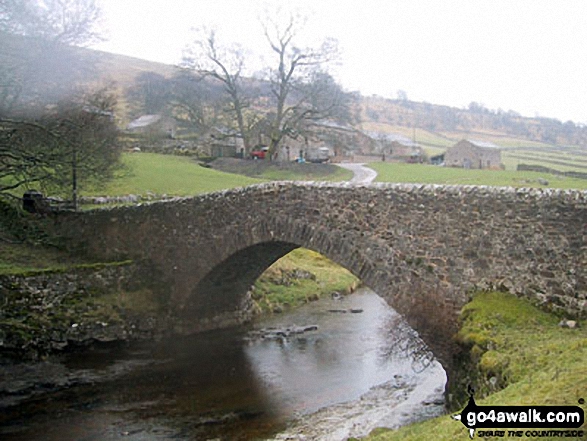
[445,139,502,169]
[367,133,424,163]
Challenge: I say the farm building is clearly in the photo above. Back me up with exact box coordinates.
[310,122,376,161]
[368,133,425,162]
[126,114,177,139]
[445,139,502,169]
[200,126,244,158]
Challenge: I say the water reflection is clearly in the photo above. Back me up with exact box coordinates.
[0,288,445,441]
[244,289,442,418]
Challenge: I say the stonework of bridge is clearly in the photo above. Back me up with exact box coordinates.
[53,182,586,366]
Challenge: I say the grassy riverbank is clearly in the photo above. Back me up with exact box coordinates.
[252,248,360,314]
[361,292,587,441]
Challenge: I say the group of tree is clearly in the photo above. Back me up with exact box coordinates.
[1,1,356,208]
[0,0,121,209]
[128,14,358,159]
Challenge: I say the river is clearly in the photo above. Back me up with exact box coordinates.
[0,288,446,440]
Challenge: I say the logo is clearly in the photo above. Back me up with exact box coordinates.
[452,388,585,439]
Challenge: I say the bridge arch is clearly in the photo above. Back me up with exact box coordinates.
[182,218,461,367]
[183,218,404,316]
[53,182,586,371]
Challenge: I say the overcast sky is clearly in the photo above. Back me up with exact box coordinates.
[94,0,587,124]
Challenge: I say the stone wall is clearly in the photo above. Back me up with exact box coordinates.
[50,182,587,365]
[0,263,176,359]
[517,163,587,180]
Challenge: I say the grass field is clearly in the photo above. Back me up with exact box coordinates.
[363,292,587,441]
[368,162,587,189]
[259,165,353,181]
[360,122,456,149]
[502,149,587,173]
[88,153,264,197]
[87,153,353,199]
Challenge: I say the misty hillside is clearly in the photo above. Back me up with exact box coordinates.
[3,32,586,158]
[360,96,587,149]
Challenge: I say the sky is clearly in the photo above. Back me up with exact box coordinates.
[94,0,587,124]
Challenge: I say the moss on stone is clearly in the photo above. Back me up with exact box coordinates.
[362,292,587,441]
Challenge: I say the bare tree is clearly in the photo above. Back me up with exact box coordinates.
[50,88,120,210]
[0,88,121,210]
[182,29,256,155]
[262,14,340,158]
[126,71,172,118]
[180,15,350,160]
[167,69,226,136]
[0,118,61,195]
[0,0,117,210]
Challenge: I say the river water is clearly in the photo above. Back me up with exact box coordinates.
[0,288,446,440]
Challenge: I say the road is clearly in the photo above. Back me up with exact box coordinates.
[336,163,378,184]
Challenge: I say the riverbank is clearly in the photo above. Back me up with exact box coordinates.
[251,248,360,314]
[0,249,358,360]
[362,291,587,441]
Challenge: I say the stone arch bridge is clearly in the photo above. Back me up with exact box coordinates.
[53,182,586,367]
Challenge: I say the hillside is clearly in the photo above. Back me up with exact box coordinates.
[2,34,585,172]
[358,97,587,172]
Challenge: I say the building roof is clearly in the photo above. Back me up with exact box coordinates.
[466,139,500,149]
[312,120,356,133]
[127,114,163,130]
[367,131,420,147]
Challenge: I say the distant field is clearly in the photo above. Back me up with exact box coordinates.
[439,131,552,149]
[368,162,587,189]
[360,122,455,148]
[502,147,587,173]
[89,153,264,197]
[422,146,446,157]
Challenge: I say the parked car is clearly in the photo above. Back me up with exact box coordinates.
[306,147,330,163]
[251,146,269,159]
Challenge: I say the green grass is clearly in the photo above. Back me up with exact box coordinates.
[258,164,353,181]
[368,162,587,189]
[503,150,587,173]
[364,292,587,441]
[87,153,265,197]
[0,242,92,275]
[252,248,360,314]
[360,122,456,148]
